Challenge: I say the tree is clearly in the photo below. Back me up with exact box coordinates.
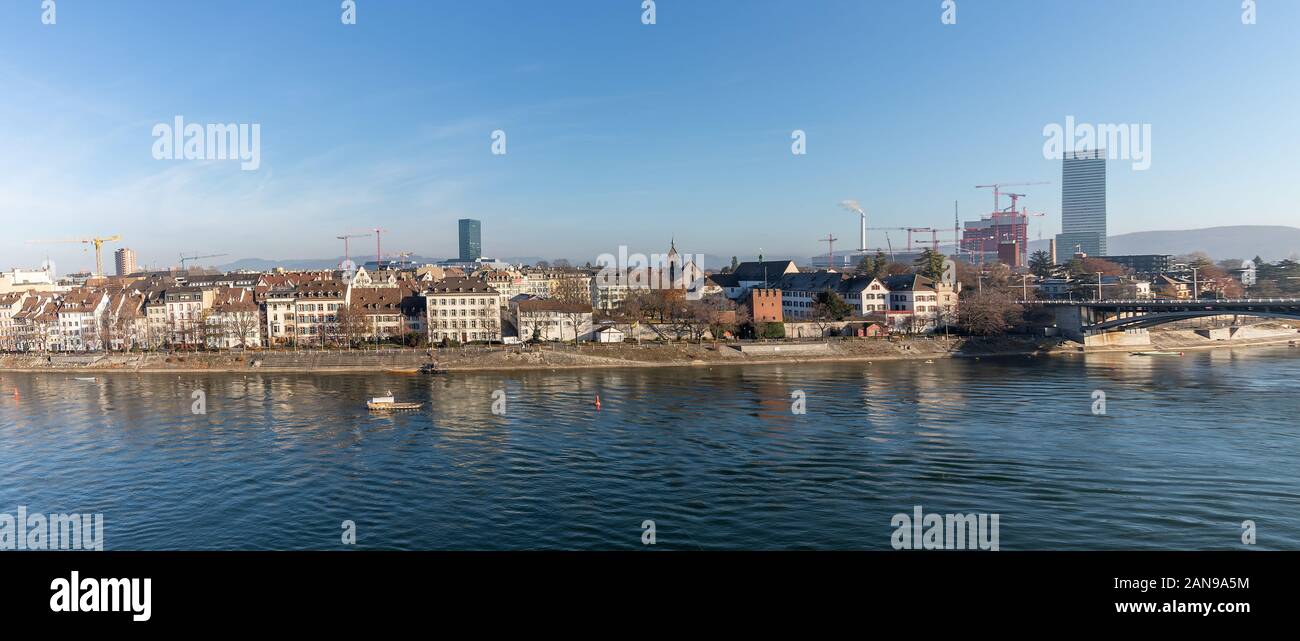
[617,289,653,322]
[759,321,785,339]
[551,278,593,342]
[958,291,1024,336]
[811,290,854,337]
[1028,250,1056,279]
[729,256,739,272]
[1071,257,1127,278]
[230,309,262,348]
[913,248,946,280]
[335,304,367,347]
[856,251,889,280]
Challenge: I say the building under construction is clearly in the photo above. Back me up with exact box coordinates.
[960,182,1047,268]
[961,216,1029,267]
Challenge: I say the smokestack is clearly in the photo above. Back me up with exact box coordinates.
[1048,238,1057,265]
[839,200,867,252]
[859,210,867,252]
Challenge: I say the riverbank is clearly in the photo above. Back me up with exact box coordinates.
[2,327,1296,374]
[0,335,1058,373]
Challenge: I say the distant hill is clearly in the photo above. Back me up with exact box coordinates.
[215,254,788,272]
[1028,225,1300,262]
[212,227,1299,274]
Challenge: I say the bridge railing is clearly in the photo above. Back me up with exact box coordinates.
[1021,298,1300,306]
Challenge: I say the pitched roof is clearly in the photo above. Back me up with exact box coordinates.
[348,287,407,312]
[423,277,499,295]
[775,271,845,293]
[516,300,593,314]
[732,260,799,283]
[882,273,937,293]
[211,287,258,313]
[295,280,347,298]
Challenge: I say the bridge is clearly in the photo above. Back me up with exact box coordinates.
[1023,298,1300,345]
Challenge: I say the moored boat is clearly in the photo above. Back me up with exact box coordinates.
[366,391,423,411]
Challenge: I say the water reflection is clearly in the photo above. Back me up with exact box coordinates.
[1,347,1298,550]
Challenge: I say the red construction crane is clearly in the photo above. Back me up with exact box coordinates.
[973,182,1048,266]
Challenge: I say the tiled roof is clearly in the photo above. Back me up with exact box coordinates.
[731,260,798,283]
[423,277,499,295]
[516,300,593,314]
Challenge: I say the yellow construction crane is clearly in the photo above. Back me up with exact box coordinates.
[27,235,121,277]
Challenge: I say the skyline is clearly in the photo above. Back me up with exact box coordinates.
[4,1,1299,272]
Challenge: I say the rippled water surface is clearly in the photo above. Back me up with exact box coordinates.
[2,348,1299,550]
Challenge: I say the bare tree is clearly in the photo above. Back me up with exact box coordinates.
[230,310,262,348]
[958,291,1023,336]
[334,304,367,347]
[551,279,593,342]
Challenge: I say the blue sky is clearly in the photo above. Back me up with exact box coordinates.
[2,0,1297,272]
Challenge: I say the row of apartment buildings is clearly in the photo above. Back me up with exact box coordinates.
[0,262,608,351]
[2,249,973,351]
[711,260,961,332]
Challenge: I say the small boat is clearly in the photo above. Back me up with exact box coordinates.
[1129,351,1183,356]
[383,368,421,375]
[418,364,448,375]
[367,391,423,411]
[74,377,98,382]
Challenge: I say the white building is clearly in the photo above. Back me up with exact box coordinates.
[55,289,109,351]
[424,277,504,344]
[881,273,959,333]
[594,325,626,343]
[0,267,57,295]
[514,299,594,342]
[205,288,263,349]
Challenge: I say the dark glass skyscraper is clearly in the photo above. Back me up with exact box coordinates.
[458,218,481,261]
[1056,149,1107,257]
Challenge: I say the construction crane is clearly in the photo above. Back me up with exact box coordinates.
[973,183,1049,267]
[336,233,371,267]
[974,181,1049,213]
[179,253,228,271]
[26,235,121,277]
[819,234,839,269]
[371,227,387,265]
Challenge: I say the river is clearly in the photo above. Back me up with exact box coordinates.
[2,347,1298,550]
